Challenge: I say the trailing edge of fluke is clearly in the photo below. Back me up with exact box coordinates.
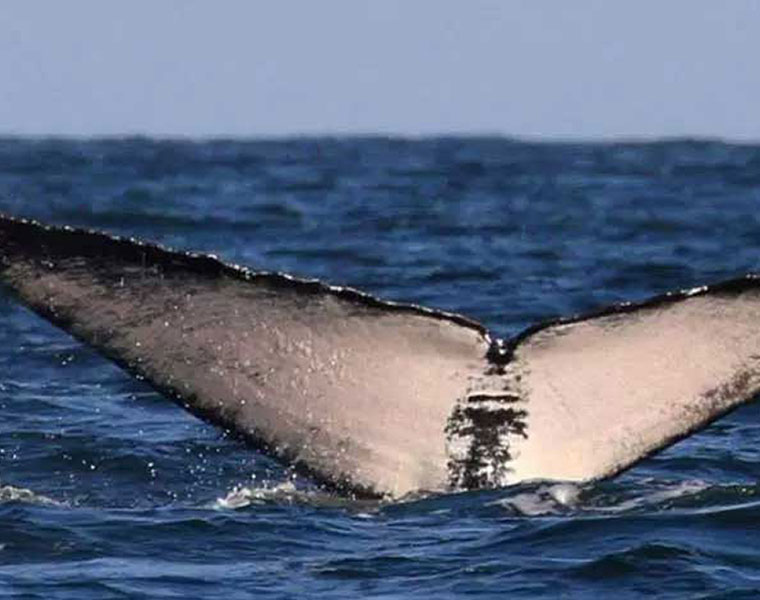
[2,213,760,499]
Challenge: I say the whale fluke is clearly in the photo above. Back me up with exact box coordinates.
[2,213,760,498]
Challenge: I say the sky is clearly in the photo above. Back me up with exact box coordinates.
[1,1,759,140]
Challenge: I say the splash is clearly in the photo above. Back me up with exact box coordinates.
[213,478,385,512]
[489,483,584,516]
[590,479,710,514]
[214,480,302,509]
[0,484,61,506]
[485,479,725,517]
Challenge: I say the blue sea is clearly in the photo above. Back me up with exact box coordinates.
[2,137,760,598]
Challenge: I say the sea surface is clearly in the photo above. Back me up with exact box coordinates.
[1,137,760,598]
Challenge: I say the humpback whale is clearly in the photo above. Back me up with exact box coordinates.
[2,213,760,499]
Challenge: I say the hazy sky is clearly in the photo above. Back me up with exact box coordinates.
[1,1,758,139]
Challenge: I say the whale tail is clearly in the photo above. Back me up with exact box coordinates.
[2,213,760,498]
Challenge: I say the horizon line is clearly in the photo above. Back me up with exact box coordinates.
[1,131,758,146]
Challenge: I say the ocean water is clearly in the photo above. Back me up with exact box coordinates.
[1,137,760,598]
